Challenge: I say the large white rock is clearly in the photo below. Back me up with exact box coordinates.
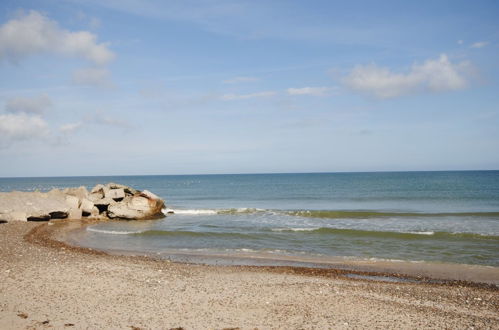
[65,195,80,209]
[129,196,150,211]
[105,188,125,200]
[141,190,160,200]
[0,182,165,222]
[80,198,95,214]
[88,192,104,201]
[92,197,115,206]
[107,203,143,219]
[63,186,89,200]
[5,211,27,222]
[68,208,82,220]
[91,184,105,194]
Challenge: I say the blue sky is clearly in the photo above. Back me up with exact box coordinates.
[0,0,498,176]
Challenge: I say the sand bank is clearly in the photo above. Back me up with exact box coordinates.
[1,221,498,329]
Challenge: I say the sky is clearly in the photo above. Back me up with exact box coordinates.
[0,0,498,177]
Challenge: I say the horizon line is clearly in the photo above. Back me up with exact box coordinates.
[1,169,498,179]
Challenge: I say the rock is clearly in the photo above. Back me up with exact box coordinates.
[91,184,105,194]
[105,188,125,201]
[0,183,165,222]
[92,197,114,206]
[65,195,80,209]
[141,190,160,200]
[68,208,82,220]
[63,186,89,200]
[129,196,150,211]
[108,202,143,219]
[80,198,95,214]
[6,211,27,222]
[91,206,100,216]
[88,192,104,201]
[0,191,69,222]
[107,183,138,195]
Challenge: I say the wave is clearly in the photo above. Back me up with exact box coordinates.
[270,227,499,240]
[163,209,217,215]
[285,210,499,219]
[164,208,266,216]
[87,225,499,241]
[217,208,267,214]
[87,227,145,235]
[133,230,264,239]
[271,227,319,232]
[163,207,499,219]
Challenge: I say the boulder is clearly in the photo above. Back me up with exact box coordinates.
[80,198,95,214]
[68,208,82,220]
[107,183,138,195]
[105,188,125,200]
[6,211,27,222]
[65,195,80,209]
[92,197,114,206]
[89,191,104,201]
[0,183,165,222]
[0,191,69,222]
[129,196,150,211]
[91,184,105,194]
[63,186,89,200]
[108,203,143,219]
[107,193,165,220]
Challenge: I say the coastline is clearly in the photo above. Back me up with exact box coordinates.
[61,219,499,286]
[1,221,498,329]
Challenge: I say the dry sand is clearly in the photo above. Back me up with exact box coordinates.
[1,221,498,329]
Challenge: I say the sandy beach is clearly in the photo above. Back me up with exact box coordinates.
[0,221,497,329]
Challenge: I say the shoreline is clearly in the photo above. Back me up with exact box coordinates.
[58,219,499,287]
[1,221,498,328]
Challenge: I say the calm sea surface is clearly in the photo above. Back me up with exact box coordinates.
[1,171,498,266]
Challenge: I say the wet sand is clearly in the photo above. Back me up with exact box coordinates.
[1,221,498,329]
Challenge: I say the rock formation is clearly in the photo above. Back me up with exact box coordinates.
[0,183,165,222]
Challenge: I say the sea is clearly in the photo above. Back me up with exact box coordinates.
[1,171,498,267]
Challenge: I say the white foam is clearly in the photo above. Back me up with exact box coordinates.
[271,227,319,232]
[406,231,435,235]
[87,227,143,235]
[165,209,217,215]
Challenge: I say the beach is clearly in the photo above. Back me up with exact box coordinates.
[1,221,498,329]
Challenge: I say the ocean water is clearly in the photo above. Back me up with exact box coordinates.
[1,171,498,266]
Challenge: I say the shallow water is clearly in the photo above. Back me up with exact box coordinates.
[2,171,499,266]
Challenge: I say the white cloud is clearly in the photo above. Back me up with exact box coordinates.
[5,94,52,114]
[221,91,276,101]
[223,76,259,84]
[84,111,131,128]
[72,67,113,87]
[470,41,488,48]
[0,10,114,64]
[287,86,335,96]
[457,40,464,45]
[342,54,469,99]
[0,113,49,142]
[60,122,83,133]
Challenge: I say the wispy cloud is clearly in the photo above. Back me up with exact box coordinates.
[342,54,470,99]
[287,87,336,96]
[72,67,114,87]
[0,113,50,145]
[5,94,52,114]
[470,41,489,48]
[0,10,115,65]
[60,122,83,133]
[223,76,259,84]
[84,111,131,128]
[221,91,276,101]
